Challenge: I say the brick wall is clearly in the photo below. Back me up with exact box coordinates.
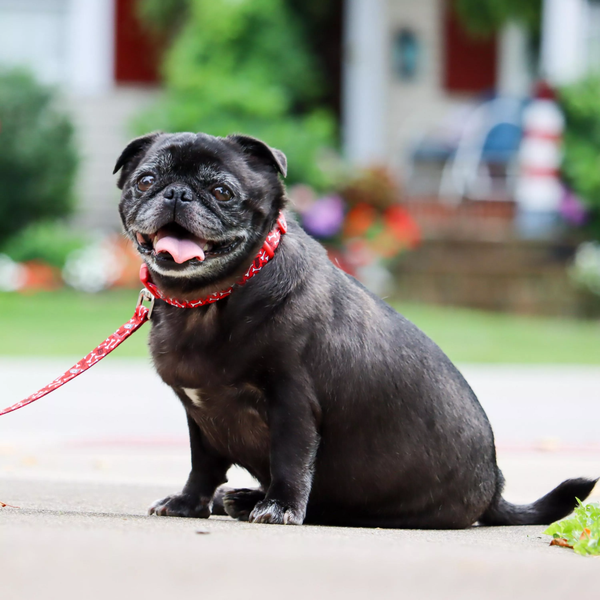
[392,238,584,316]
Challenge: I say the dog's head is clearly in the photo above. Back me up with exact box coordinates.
[115,131,287,289]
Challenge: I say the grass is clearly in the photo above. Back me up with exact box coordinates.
[0,290,599,363]
[395,302,600,364]
[0,289,150,358]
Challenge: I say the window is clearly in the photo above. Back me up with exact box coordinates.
[393,28,420,81]
[0,0,68,85]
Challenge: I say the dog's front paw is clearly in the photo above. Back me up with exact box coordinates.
[148,493,210,518]
[248,499,304,525]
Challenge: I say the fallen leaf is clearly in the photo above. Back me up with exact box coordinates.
[550,538,574,549]
[0,501,20,509]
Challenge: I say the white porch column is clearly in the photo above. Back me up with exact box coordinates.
[541,0,588,85]
[342,0,388,165]
[65,0,114,95]
[497,22,531,96]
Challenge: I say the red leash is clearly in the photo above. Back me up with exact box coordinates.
[0,290,154,417]
[0,214,286,417]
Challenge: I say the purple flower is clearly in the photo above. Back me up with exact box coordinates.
[302,195,345,238]
[560,189,588,226]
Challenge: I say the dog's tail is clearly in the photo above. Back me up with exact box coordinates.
[479,473,597,526]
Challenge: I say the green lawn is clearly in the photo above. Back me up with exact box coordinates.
[0,290,150,358]
[0,290,599,363]
[396,302,600,364]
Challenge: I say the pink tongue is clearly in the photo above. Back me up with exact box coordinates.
[154,233,205,264]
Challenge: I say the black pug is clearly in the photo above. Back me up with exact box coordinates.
[115,131,596,528]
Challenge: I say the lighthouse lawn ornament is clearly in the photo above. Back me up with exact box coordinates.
[515,81,564,238]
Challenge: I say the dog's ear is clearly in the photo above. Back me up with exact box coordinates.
[227,134,287,178]
[113,132,163,189]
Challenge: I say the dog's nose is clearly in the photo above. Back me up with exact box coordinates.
[164,185,193,203]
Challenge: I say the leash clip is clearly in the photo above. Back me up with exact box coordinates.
[137,287,155,319]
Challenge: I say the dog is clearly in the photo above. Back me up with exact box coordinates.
[114,131,596,528]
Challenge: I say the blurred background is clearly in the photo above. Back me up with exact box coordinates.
[0,0,598,497]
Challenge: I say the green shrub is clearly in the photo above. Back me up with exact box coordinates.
[0,221,86,269]
[453,0,541,36]
[135,0,337,189]
[0,69,78,244]
[558,77,600,236]
[136,0,189,39]
[545,500,600,556]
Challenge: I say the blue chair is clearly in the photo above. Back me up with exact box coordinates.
[407,96,526,202]
[438,97,526,202]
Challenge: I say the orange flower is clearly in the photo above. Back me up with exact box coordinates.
[343,203,377,239]
[384,206,420,248]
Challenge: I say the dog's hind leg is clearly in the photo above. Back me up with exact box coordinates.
[213,487,265,520]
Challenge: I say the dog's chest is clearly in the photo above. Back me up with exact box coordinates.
[181,385,271,462]
[151,306,271,463]
[151,305,248,386]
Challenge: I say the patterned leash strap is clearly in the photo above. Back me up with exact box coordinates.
[0,214,287,417]
[0,289,155,417]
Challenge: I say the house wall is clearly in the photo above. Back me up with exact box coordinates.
[386,0,466,173]
[67,88,160,232]
[0,0,69,85]
[343,0,535,188]
[344,0,505,176]
[0,0,114,94]
[0,0,557,231]
[0,0,162,232]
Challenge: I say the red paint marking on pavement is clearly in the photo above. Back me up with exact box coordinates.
[65,436,189,448]
[496,443,600,455]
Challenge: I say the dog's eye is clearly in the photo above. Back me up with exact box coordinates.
[211,185,233,202]
[137,175,155,192]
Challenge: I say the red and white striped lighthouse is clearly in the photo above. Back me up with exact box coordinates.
[515,81,564,236]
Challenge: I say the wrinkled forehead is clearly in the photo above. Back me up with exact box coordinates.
[144,133,240,177]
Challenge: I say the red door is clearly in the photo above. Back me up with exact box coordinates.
[443,1,497,93]
[114,0,161,84]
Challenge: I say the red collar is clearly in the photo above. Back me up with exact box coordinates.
[140,212,287,309]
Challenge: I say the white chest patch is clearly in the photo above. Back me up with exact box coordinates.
[182,388,204,408]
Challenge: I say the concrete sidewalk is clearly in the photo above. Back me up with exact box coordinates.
[1,359,599,599]
[1,468,599,600]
